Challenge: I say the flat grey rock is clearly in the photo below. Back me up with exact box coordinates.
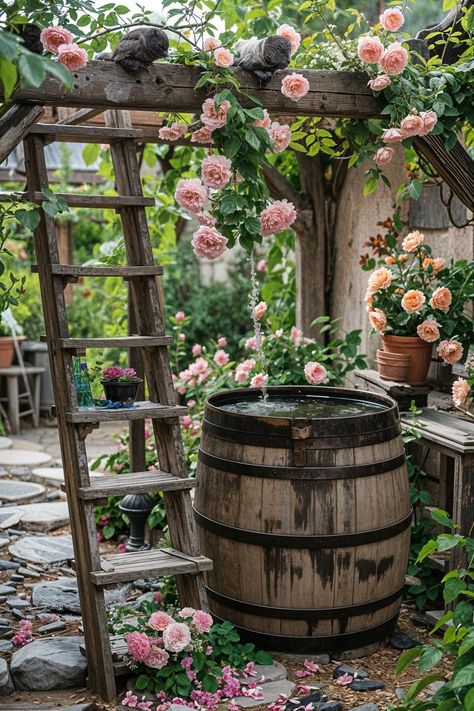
[334,665,369,679]
[0,508,22,529]
[6,597,29,609]
[10,636,87,690]
[0,479,45,503]
[12,501,70,531]
[0,450,52,467]
[0,640,13,653]
[37,621,67,634]
[348,705,380,711]
[0,657,14,695]
[0,437,12,450]
[350,679,385,692]
[233,680,296,708]
[278,652,330,664]
[0,585,16,595]
[0,560,20,570]
[0,537,9,548]
[9,534,73,564]
[391,631,421,650]
[241,661,286,684]
[31,467,103,487]
[168,705,195,711]
[32,578,81,614]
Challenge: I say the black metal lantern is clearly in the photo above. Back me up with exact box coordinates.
[119,493,155,552]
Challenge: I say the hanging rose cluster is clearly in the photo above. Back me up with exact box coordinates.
[40,27,88,70]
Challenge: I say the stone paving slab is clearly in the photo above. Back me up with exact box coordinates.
[31,467,103,487]
[0,508,23,529]
[10,438,45,452]
[9,534,74,564]
[0,437,12,450]
[14,502,70,531]
[0,450,52,467]
[0,479,46,503]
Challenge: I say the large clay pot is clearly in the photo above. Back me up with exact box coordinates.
[382,335,433,386]
[376,349,411,383]
[0,337,15,368]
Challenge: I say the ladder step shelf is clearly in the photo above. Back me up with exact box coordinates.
[32,265,164,278]
[57,335,173,349]
[66,401,187,423]
[70,470,196,501]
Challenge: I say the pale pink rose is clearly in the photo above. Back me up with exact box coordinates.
[402,230,424,252]
[281,73,310,102]
[245,336,258,350]
[127,632,151,661]
[367,267,392,293]
[269,121,291,153]
[144,647,169,670]
[235,358,256,382]
[204,37,221,51]
[214,47,234,67]
[175,178,208,213]
[191,125,214,144]
[438,339,463,365]
[304,361,328,385]
[163,622,191,653]
[452,378,470,408]
[357,35,384,64]
[214,349,230,366]
[192,610,213,634]
[291,326,304,346]
[256,259,267,272]
[148,611,174,631]
[400,114,425,137]
[155,591,162,604]
[217,336,227,346]
[379,42,408,75]
[277,24,301,56]
[254,301,267,319]
[177,386,186,395]
[430,286,452,312]
[382,127,404,143]
[40,27,73,53]
[201,154,232,189]
[192,343,202,357]
[187,399,196,408]
[201,98,231,129]
[178,607,196,618]
[196,211,217,227]
[158,123,188,141]
[175,311,185,321]
[250,373,269,388]
[374,146,394,166]
[368,74,391,91]
[368,308,387,332]
[57,43,88,70]
[380,7,405,32]
[181,415,192,429]
[336,673,354,686]
[259,199,297,237]
[417,319,440,343]
[254,109,271,130]
[191,226,228,261]
[419,110,438,136]
[401,289,426,313]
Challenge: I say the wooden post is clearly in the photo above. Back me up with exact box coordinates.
[56,221,74,305]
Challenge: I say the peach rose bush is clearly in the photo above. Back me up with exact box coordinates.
[361,218,474,365]
[451,356,474,417]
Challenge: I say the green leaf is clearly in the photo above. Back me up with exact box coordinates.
[0,30,20,61]
[14,208,39,230]
[0,58,17,99]
[452,662,474,689]
[405,673,442,701]
[443,577,467,604]
[255,649,273,664]
[396,647,422,674]
[135,674,150,690]
[82,143,101,166]
[465,686,474,711]
[437,534,462,551]
[363,176,378,196]
[42,58,73,89]
[418,645,444,673]
[102,524,115,539]
[42,201,59,217]
[18,53,46,88]
[459,632,474,656]
[431,509,456,528]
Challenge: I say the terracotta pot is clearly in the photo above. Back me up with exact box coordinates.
[0,337,15,368]
[382,335,433,386]
[376,349,411,383]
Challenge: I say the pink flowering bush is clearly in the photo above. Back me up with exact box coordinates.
[451,357,474,415]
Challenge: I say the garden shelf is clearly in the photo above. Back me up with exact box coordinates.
[57,335,173,349]
[72,470,196,501]
[32,264,164,277]
[66,401,187,423]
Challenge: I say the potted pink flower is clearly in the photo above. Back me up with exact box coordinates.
[101,366,142,404]
[452,358,474,419]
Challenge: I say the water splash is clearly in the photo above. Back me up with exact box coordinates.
[248,250,268,402]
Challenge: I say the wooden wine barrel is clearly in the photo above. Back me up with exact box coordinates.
[194,386,411,653]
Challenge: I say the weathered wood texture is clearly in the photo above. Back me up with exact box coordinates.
[0,103,44,164]
[414,135,474,212]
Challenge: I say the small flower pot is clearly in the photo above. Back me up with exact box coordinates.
[101,379,142,405]
[376,349,411,383]
[0,337,15,368]
[381,335,433,386]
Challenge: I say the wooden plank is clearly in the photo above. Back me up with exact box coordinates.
[0,192,155,208]
[28,122,143,142]
[32,264,164,277]
[10,61,381,119]
[91,547,213,585]
[75,470,196,500]
[58,335,173,349]
[400,409,474,453]
[59,107,105,125]
[414,135,474,212]
[66,400,187,423]
[0,103,44,164]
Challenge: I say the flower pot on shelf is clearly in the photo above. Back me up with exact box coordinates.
[381,335,433,386]
[0,337,15,368]
[101,379,142,405]
[376,349,411,383]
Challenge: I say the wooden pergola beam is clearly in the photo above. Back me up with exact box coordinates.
[0,104,44,164]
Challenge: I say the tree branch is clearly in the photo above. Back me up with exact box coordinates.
[261,163,304,210]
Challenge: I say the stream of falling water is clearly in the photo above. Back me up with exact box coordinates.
[249,251,268,403]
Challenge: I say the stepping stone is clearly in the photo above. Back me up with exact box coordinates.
[0,560,20,570]
[6,598,30,610]
[0,508,23,530]
[11,502,70,532]
[0,437,12,450]
[32,578,81,615]
[334,665,369,679]
[9,534,74,564]
[10,636,87,690]
[31,466,103,487]
[0,479,45,504]
[0,640,13,653]
[233,680,296,708]
[37,621,67,634]
[391,631,421,650]
[241,661,287,684]
[348,705,379,711]
[0,450,52,467]
[350,679,385,692]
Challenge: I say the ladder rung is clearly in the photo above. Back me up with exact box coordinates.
[66,400,187,424]
[29,123,144,143]
[91,547,213,586]
[56,335,172,349]
[31,265,164,278]
[26,192,155,209]
[71,471,196,501]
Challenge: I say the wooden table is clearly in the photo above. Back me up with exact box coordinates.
[0,365,45,434]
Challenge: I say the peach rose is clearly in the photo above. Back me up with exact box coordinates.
[57,43,88,70]
[357,35,384,64]
[201,98,231,129]
[401,230,424,252]
[374,146,394,166]
[174,178,209,213]
[385,256,396,265]
[422,257,445,275]
[201,155,232,189]
[259,199,297,237]
[368,308,387,332]
[204,37,221,51]
[254,109,271,130]
[269,121,291,153]
[401,289,425,313]
[383,127,404,143]
[437,339,463,365]
[281,73,310,102]
[419,110,438,136]
[400,114,425,137]
[367,266,392,294]
[452,378,470,408]
[214,47,234,67]
[158,123,188,141]
[277,24,301,56]
[380,7,405,32]
[368,74,391,91]
[40,27,73,53]
[430,286,452,312]
[379,42,408,75]
[417,319,440,343]
[192,226,227,260]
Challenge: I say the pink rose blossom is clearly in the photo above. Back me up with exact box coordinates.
[277,24,301,56]
[195,210,217,227]
[127,632,151,661]
[191,125,214,144]
[175,178,209,213]
[250,373,269,388]
[336,673,354,686]
[214,349,230,366]
[122,690,139,707]
[245,336,258,349]
[181,415,192,429]
[192,226,228,261]
[235,358,256,382]
[291,326,304,346]
[201,154,233,189]
[148,611,174,631]
[269,121,291,153]
[254,301,267,319]
[145,647,169,669]
[187,399,196,408]
[254,109,271,130]
[192,610,213,633]
[217,336,227,347]
[192,343,202,356]
[452,378,470,408]
[179,607,196,618]
[281,73,310,102]
[158,123,188,141]
[116,542,127,553]
[437,339,463,365]
[175,311,185,321]
[304,659,320,673]
[368,74,391,91]
[304,361,328,385]
[382,127,404,143]
[214,47,234,67]
[57,43,88,70]
[189,357,212,384]
[368,266,392,294]
[154,591,162,604]
[380,7,405,32]
[204,37,221,51]
[379,42,408,75]
[40,27,73,53]
[400,114,425,137]
[163,622,192,653]
[357,35,384,64]
[419,110,438,136]
[256,259,267,272]
[374,146,394,166]
[259,199,297,237]
[201,98,231,129]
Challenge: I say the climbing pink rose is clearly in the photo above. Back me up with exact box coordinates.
[419,110,438,136]
[254,301,267,319]
[277,24,301,55]
[400,114,425,137]
[192,343,202,356]
[127,632,151,661]
[269,121,291,153]
[250,373,269,388]
[259,199,297,237]
[204,37,221,51]
[401,289,426,313]
[201,98,231,129]
[368,74,391,91]
[192,610,213,634]
[178,607,196,619]
[175,311,185,321]
[291,326,304,346]
[374,147,394,166]
[357,35,384,64]
[430,286,452,312]
[452,378,470,408]
[254,109,272,130]
[191,125,214,144]
[367,267,392,293]
[368,308,387,332]
[57,43,88,70]
[245,336,258,349]
[256,259,267,272]
[379,42,408,75]
[201,155,232,189]
[380,7,405,32]
[214,349,230,366]
[382,127,404,143]
[148,611,174,631]
[417,319,440,343]
[158,123,188,141]
[192,226,228,260]
[438,339,463,365]
[304,361,328,385]
[217,337,227,347]
[40,27,73,53]
[402,230,424,252]
[175,178,209,213]
[281,73,309,102]
[181,415,192,429]
[145,647,169,670]
[214,47,234,67]
[196,211,217,227]
[163,622,192,653]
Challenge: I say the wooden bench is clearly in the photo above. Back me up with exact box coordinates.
[0,365,45,434]
[355,369,429,409]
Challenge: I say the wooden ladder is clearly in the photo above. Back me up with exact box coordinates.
[22,111,212,702]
